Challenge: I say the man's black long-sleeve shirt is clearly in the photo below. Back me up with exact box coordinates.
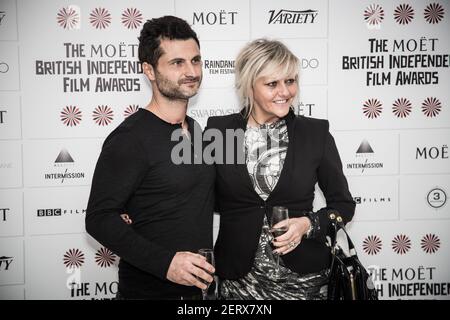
[86,108,215,299]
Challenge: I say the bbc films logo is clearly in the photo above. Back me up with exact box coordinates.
[37,207,86,217]
[354,195,391,205]
[427,187,447,209]
[346,139,383,173]
[44,149,85,183]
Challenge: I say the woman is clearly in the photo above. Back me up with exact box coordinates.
[206,39,355,300]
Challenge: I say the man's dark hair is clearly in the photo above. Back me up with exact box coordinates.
[138,16,200,67]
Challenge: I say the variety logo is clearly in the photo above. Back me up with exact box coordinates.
[0,256,13,271]
[0,208,9,221]
[95,247,117,268]
[193,10,238,25]
[63,248,85,268]
[391,234,411,255]
[427,187,447,209]
[268,9,318,24]
[121,8,142,29]
[89,8,111,29]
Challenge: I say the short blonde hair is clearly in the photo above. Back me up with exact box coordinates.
[235,38,300,117]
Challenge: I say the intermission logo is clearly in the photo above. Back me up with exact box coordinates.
[192,10,238,25]
[0,208,10,221]
[203,59,235,75]
[0,256,13,271]
[346,139,383,173]
[44,149,85,183]
[427,187,447,209]
[268,9,318,24]
[37,207,86,217]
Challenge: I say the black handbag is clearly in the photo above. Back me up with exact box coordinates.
[326,212,378,300]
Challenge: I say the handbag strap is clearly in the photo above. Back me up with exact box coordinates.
[328,211,357,257]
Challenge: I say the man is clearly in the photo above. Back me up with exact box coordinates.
[86,16,215,300]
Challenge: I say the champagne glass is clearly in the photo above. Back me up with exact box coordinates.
[197,248,215,300]
[269,206,289,278]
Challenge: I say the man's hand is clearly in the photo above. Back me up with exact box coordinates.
[166,251,215,290]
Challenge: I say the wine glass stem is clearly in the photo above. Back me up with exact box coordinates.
[276,254,280,273]
[202,289,207,300]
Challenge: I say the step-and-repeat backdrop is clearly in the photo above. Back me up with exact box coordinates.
[0,0,449,300]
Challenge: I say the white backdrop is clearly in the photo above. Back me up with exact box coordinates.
[0,0,449,300]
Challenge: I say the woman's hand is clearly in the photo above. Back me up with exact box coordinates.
[272,217,311,255]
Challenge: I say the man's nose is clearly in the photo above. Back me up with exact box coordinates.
[184,62,199,77]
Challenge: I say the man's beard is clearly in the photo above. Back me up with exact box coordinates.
[154,69,202,100]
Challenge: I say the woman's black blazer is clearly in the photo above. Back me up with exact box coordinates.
[206,109,355,279]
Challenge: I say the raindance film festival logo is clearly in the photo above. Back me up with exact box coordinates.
[44,149,85,183]
[0,256,13,271]
[427,187,447,209]
[268,9,318,24]
[347,139,383,173]
[204,59,235,75]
